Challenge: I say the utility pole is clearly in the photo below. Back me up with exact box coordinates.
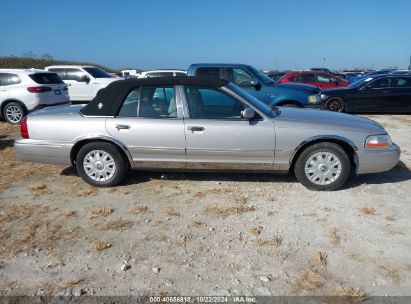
[409,53,411,70]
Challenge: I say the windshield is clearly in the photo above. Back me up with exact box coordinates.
[348,77,375,88]
[227,83,276,118]
[247,66,276,85]
[83,67,113,78]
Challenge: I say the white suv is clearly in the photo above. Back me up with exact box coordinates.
[45,65,120,102]
[0,69,69,124]
[138,70,187,78]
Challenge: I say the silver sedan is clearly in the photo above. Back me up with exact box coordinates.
[15,77,400,191]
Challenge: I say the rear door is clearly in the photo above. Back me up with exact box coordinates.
[105,85,186,168]
[0,73,11,102]
[182,85,275,170]
[389,77,411,112]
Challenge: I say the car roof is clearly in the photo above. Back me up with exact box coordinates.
[189,63,251,68]
[142,69,186,73]
[0,68,53,74]
[81,76,229,116]
[45,65,95,69]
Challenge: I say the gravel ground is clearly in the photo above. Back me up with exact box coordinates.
[0,114,410,297]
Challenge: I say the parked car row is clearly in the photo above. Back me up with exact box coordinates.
[14,76,400,191]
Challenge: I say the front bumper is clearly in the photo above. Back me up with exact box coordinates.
[14,138,73,166]
[304,103,323,109]
[356,143,401,174]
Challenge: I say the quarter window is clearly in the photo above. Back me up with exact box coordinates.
[0,73,21,86]
[184,87,246,119]
[118,86,176,118]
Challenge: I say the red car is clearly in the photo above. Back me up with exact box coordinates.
[279,71,350,89]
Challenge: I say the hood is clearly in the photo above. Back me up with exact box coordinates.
[96,77,121,84]
[275,82,321,94]
[275,108,385,133]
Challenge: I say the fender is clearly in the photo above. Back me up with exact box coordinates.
[71,134,134,165]
[289,135,359,166]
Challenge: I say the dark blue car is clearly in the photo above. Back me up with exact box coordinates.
[187,64,321,108]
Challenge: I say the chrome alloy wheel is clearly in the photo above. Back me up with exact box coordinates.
[5,105,23,123]
[304,152,342,185]
[83,150,116,181]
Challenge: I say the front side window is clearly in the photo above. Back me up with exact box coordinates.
[184,86,246,119]
[367,77,391,89]
[117,86,176,118]
[232,68,253,87]
[315,74,332,83]
[83,67,112,78]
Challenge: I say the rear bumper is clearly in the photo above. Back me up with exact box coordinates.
[356,143,401,174]
[14,138,73,166]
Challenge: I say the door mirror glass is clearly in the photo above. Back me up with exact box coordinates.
[241,107,255,120]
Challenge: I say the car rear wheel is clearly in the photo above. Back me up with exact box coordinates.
[76,142,129,187]
[325,97,345,112]
[3,102,26,124]
[294,142,351,191]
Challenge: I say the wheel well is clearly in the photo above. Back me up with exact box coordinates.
[70,139,131,168]
[290,138,357,172]
[1,99,28,117]
[276,100,303,107]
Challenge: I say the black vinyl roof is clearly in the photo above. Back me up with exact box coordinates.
[81,76,229,116]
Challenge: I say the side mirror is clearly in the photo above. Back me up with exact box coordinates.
[82,75,90,83]
[241,107,255,120]
[251,80,262,91]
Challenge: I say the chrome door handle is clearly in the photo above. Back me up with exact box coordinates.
[115,124,130,130]
[187,126,205,132]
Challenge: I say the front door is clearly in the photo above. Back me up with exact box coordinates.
[182,86,276,170]
[106,85,186,168]
[348,77,394,112]
[64,68,94,101]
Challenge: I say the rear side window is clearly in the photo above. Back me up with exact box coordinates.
[65,69,86,82]
[47,68,66,79]
[195,68,220,78]
[300,74,316,82]
[393,77,411,87]
[0,73,21,86]
[29,73,64,84]
[118,86,176,118]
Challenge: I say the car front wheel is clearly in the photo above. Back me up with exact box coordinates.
[325,97,345,112]
[76,142,129,187]
[294,142,351,191]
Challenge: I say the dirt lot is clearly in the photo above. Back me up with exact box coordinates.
[0,115,410,297]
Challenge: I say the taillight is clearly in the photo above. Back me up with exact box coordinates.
[27,86,52,93]
[21,116,29,138]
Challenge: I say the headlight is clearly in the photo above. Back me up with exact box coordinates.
[365,135,392,148]
[308,95,319,104]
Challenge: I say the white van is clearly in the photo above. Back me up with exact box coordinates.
[45,65,120,102]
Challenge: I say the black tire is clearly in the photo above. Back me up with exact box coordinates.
[3,101,26,124]
[76,142,129,187]
[325,97,345,112]
[294,142,351,191]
